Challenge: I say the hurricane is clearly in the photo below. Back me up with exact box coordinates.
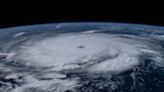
[0,23,164,92]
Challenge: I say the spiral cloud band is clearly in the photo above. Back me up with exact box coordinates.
[9,33,160,73]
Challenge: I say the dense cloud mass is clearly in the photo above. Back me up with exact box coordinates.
[0,23,164,92]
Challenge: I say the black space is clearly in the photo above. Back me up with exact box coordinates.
[0,2,164,28]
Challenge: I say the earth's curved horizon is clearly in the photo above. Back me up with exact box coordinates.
[0,22,164,92]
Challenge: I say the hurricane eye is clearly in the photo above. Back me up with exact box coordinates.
[77,45,85,49]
